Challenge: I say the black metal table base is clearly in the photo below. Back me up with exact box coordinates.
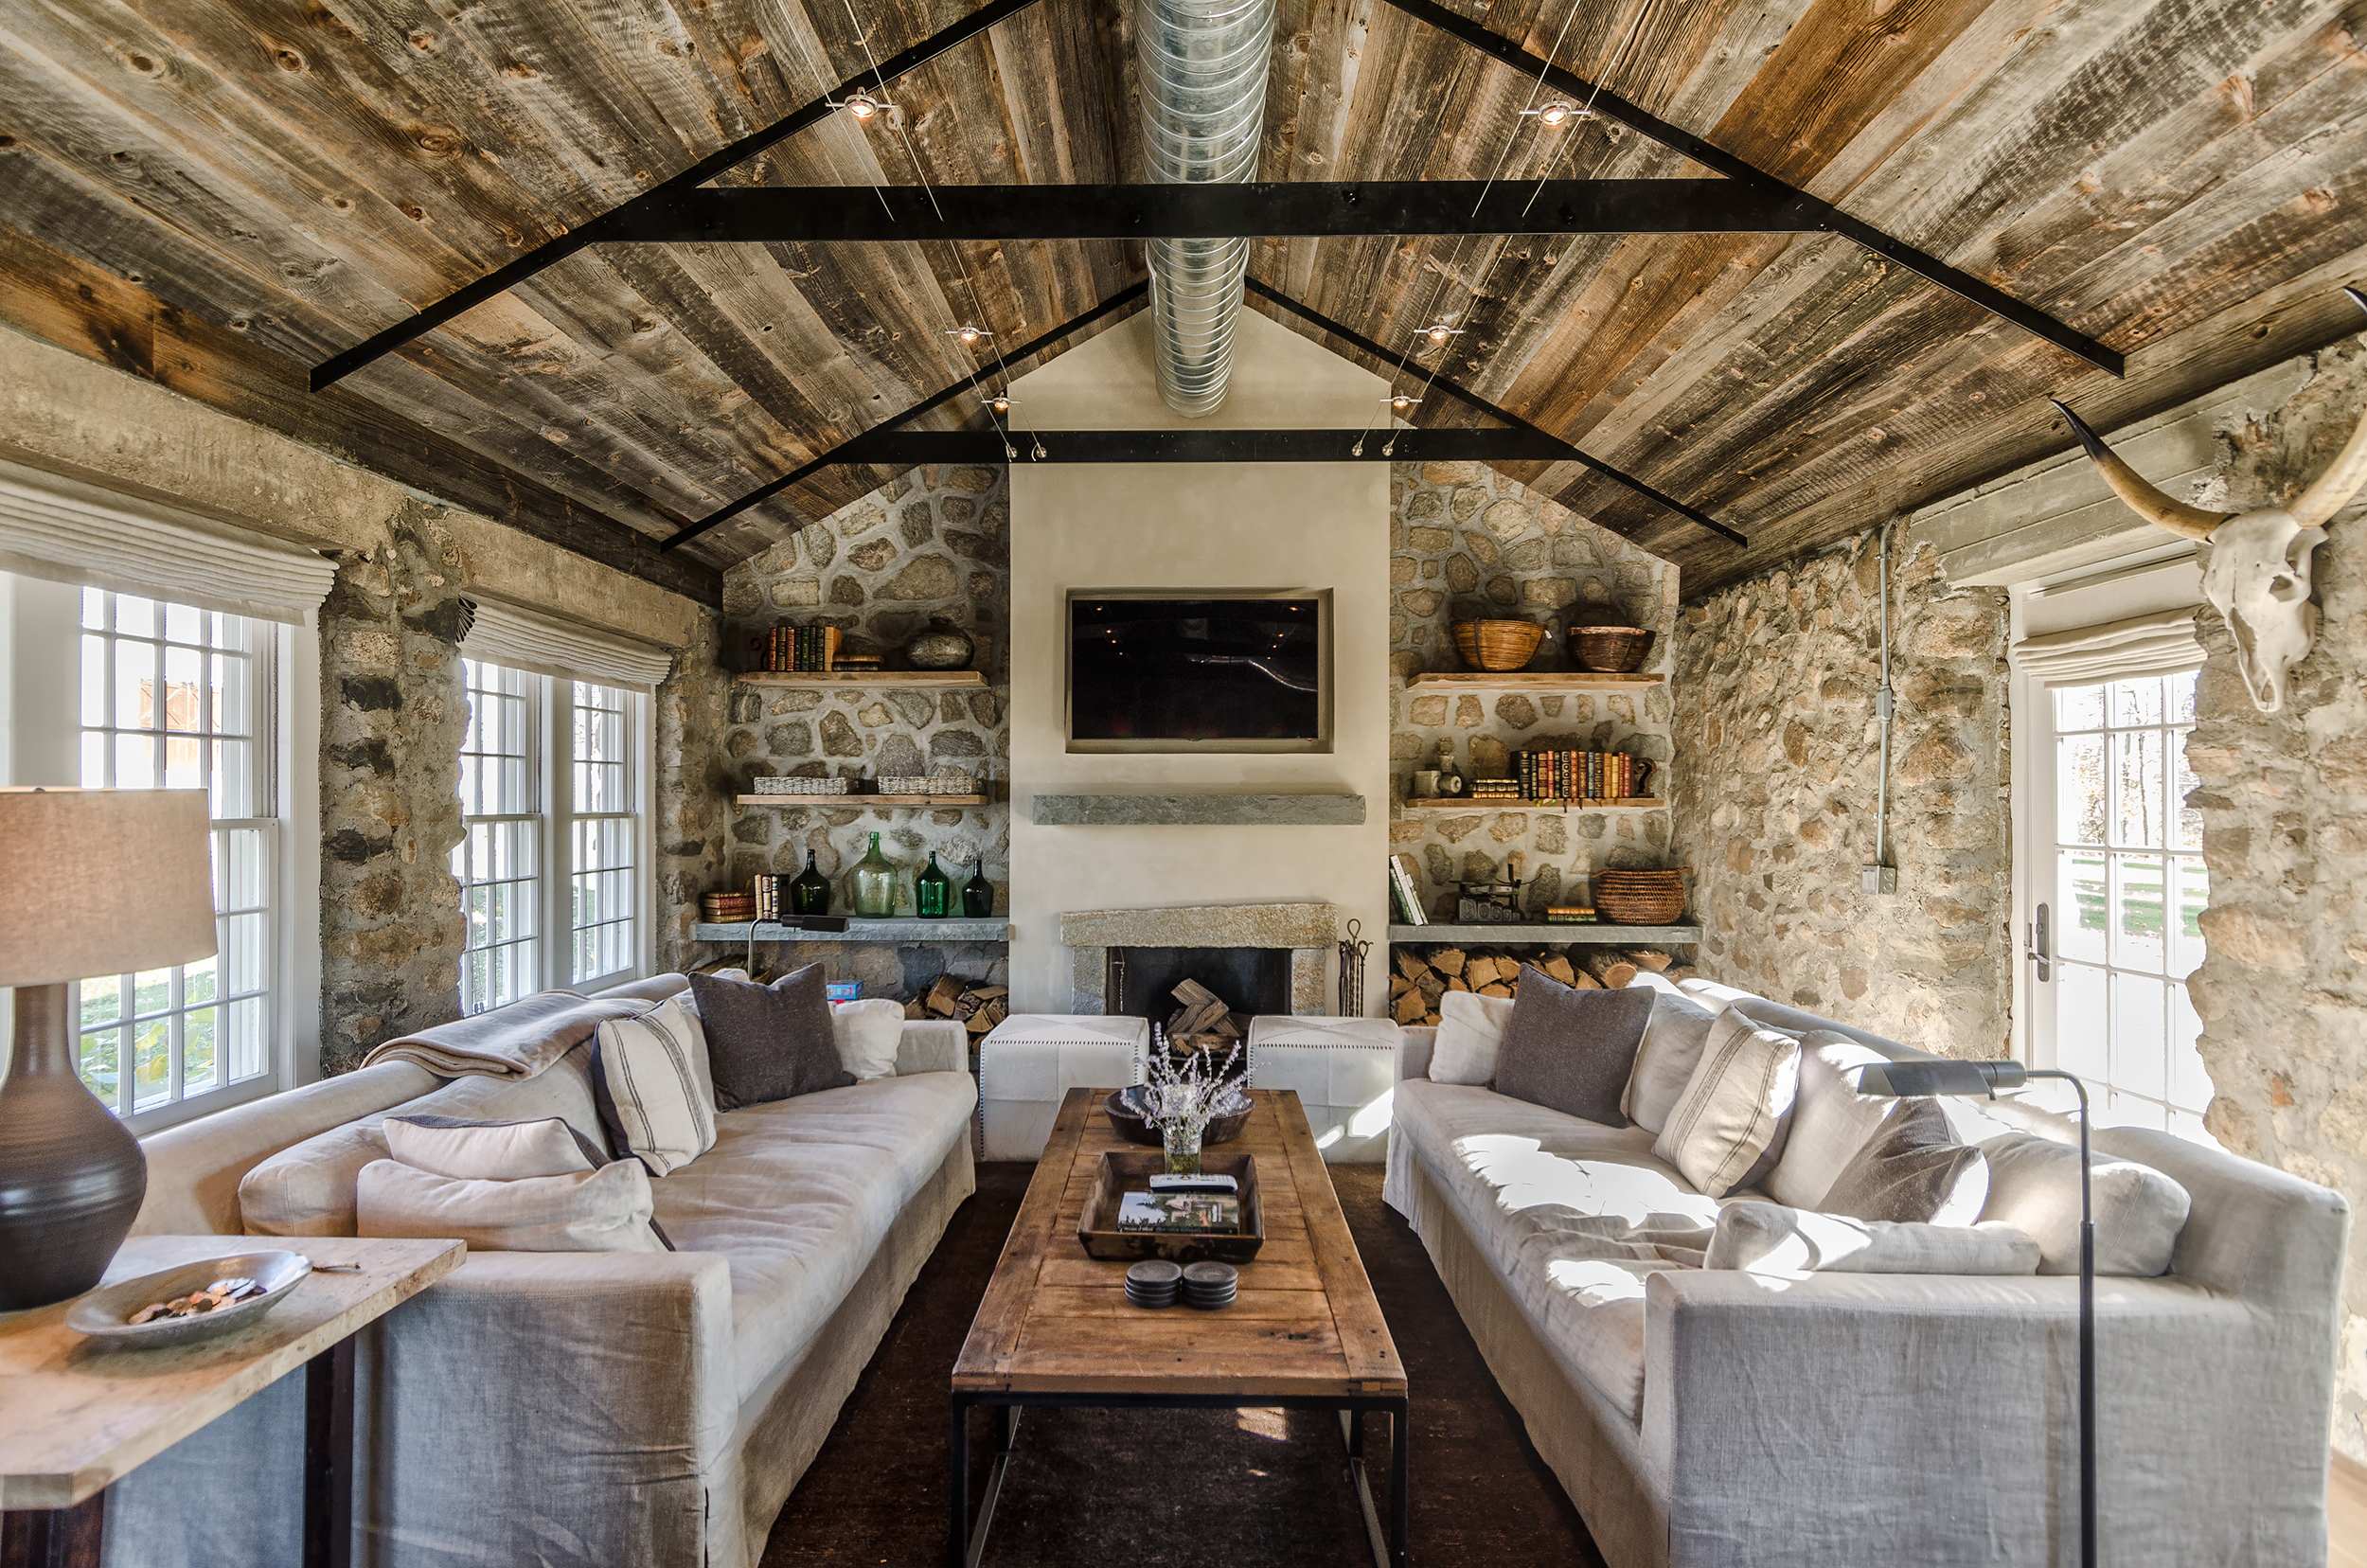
[2,1341,357,1568]
[948,1391,1409,1568]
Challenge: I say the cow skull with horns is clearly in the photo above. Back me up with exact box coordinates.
[2053,286,2367,714]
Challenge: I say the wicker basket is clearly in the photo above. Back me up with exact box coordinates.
[1591,868,1687,926]
[1451,618,1546,672]
[1568,624,1654,673]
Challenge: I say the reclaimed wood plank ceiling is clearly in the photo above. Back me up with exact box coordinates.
[0,0,2361,599]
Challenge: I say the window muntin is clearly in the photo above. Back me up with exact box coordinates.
[455,659,540,1014]
[73,588,276,1114]
[567,680,640,986]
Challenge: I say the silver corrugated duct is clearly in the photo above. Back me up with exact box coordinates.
[1135,0,1276,416]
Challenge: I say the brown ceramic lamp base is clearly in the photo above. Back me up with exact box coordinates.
[0,982,147,1310]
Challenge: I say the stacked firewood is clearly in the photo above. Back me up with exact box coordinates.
[908,973,1012,1036]
[1388,946,1694,1026]
[1164,977,1248,1053]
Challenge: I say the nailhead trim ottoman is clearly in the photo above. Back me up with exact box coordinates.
[977,1014,1151,1161]
[1244,1015,1404,1163]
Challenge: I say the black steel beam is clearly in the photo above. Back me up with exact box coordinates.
[1376,0,2124,377]
[826,427,1581,464]
[310,0,1048,391]
[660,280,1148,554]
[1244,276,1745,547]
[606,179,1823,243]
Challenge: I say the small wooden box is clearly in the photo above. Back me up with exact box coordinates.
[1076,1151,1265,1264]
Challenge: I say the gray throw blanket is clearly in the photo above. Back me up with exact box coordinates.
[363,990,653,1080]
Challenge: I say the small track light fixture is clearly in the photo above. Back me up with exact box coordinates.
[1421,322,1464,347]
[1524,100,1589,127]
[947,324,991,347]
[835,90,887,122]
[984,394,1014,415]
[1386,393,1420,413]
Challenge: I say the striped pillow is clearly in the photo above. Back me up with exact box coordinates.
[589,997,718,1177]
[1651,1006,1802,1197]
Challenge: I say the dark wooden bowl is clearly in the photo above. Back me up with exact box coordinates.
[1102,1086,1254,1148]
[1568,624,1654,673]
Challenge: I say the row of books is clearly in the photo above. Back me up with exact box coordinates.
[1517,749,1651,802]
[763,624,843,673]
[1387,852,1429,927]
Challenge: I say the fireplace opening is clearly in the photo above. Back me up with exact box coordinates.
[1106,946,1290,1043]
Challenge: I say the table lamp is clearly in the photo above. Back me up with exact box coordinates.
[0,787,218,1310]
[1858,1057,2096,1568]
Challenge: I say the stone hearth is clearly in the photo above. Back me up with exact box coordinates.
[1059,902,1337,1015]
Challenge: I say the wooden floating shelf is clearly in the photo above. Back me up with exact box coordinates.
[735,793,988,809]
[695,919,1012,944]
[735,670,988,689]
[1405,671,1662,691]
[1388,923,1702,946]
[1400,796,1667,811]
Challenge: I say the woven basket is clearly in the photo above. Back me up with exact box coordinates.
[1591,868,1687,926]
[1451,618,1546,671]
[1568,624,1653,673]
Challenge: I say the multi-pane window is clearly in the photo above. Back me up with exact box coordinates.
[568,681,640,985]
[74,589,276,1114]
[2045,669,2212,1137]
[455,659,539,1014]
[454,662,647,1011]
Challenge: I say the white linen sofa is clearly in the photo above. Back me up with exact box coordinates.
[101,972,976,1568]
[1385,976,2350,1568]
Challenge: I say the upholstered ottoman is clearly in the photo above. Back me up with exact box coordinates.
[977,1013,1151,1161]
[1244,1015,1403,1163]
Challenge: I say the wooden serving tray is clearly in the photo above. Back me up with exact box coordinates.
[1076,1151,1265,1264]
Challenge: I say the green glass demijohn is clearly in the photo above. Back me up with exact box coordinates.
[961,857,993,918]
[790,849,831,917]
[851,832,899,918]
[915,852,952,918]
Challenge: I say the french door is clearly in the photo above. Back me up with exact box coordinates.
[2019,667,2215,1139]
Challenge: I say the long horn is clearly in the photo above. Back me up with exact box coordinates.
[2287,286,2367,529]
[2051,399,2233,541]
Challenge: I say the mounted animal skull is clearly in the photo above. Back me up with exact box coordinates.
[2053,287,2367,714]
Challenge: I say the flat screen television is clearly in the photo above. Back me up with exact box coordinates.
[1066,590,1332,753]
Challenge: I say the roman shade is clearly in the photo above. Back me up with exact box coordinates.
[459,596,675,691]
[0,458,336,626]
[2010,607,2205,686]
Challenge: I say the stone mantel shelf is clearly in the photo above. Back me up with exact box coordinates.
[1404,671,1664,691]
[733,670,988,689]
[1031,792,1364,826]
[1387,923,1701,945]
[694,919,1011,943]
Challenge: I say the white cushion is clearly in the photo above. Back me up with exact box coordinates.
[1429,990,1515,1085]
[356,1158,665,1252]
[1705,1200,2041,1275]
[590,996,718,1177]
[1766,1032,1904,1208]
[1621,987,1717,1133]
[383,1114,602,1180]
[1976,1131,2192,1276]
[1651,1007,1801,1198]
[831,998,906,1081]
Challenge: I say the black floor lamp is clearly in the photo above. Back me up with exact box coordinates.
[1859,1058,2095,1568]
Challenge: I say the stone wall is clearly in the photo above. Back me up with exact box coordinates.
[2181,336,2367,1459]
[652,613,733,977]
[1387,463,1679,918]
[711,465,1010,998]
[1670,531,2013,1055]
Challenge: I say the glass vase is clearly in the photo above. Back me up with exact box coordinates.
[1162,1121,1202,1177]
[851,832,898,918]
[962,857,994,918]
[915,852,952,918]
[790,849,832,916]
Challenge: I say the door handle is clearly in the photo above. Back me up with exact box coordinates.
[2027,903,2052,983]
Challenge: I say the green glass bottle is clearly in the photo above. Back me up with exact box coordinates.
[851,832,898,918]
[961,857,993,918]
[915,852,952,918]
[790,849,831,917]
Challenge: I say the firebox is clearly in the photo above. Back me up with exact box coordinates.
[1105,945,1290,1029]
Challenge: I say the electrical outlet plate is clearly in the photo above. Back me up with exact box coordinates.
[1862,864,1898,896]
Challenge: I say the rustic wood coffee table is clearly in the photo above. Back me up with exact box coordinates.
[952,1087,1408,1567]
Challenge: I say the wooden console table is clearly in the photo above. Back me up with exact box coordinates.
[0,1235,461,1568]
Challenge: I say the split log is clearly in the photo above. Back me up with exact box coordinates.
[1477,981,1514,999]
[1581,953,1640,989]
[1430,947,1467,979]
[925,973,967,1018]
[1396,950,1430,983]
[1539,954,1578,987]
[1628,949,1675,973]
[1393,989,1429,1025]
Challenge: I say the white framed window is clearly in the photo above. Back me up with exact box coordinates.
[454,660,649,1011]
[2017,664,2213,1140]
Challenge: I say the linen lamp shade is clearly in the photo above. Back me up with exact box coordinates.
[0,787,219,987]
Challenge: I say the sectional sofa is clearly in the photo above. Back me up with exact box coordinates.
[103,971,977,1568]
[1385,974,2350,1567]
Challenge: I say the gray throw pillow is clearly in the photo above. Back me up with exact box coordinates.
[1817,1097,1988,1224]
[1489,967,1658,1125]
[689,965,853,1110]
